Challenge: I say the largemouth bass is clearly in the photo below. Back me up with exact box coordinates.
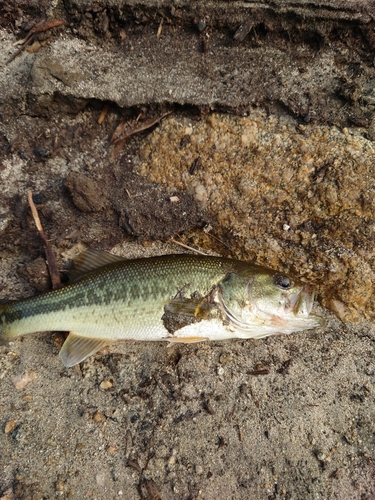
[0,251,323,367]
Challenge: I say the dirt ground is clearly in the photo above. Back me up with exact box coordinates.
[1,1,375,499]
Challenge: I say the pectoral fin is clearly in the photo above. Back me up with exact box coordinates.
[165,298,214,319]
[59,332,112,367]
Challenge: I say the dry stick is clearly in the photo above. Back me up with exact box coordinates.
[6,19,66,65]
[6,32,35,64]
[27,191,61,289]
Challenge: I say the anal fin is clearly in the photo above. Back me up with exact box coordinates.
[59,332,113,367]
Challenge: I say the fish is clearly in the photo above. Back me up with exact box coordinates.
[0,250,324,367]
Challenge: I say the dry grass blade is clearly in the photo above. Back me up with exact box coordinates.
[169,238,208,255]
[27,191,61,289]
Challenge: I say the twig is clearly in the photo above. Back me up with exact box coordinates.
[169,238,208,255]
[27,191,61,289]
[6,19,66,65]
[6,32,35,64]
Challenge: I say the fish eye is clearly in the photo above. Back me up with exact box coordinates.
[273,275,293,289]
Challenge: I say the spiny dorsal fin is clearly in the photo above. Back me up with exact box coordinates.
[59,332,113,367]
[68,249,125,281]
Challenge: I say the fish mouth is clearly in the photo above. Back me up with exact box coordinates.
[288,285,314,317]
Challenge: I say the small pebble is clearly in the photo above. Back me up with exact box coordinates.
[52,333,66,349]
[55,481,66,492]
[197,21,206,32]
[99,380,113,390]
[17,256,50,292]
[11,370,37,390]
[130,413,140,423]
[4,421,17,434]
[33,147,50,159]
[219,353,231,364]
[32,192,48,205]
[93,411,105,423]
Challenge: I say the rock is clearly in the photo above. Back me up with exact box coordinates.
[65,172,109,212]
[17,257,50,292]
[195,465,204,475]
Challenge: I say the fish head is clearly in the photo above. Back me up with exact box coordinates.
[218,265,324,335]
[250,271,314,318]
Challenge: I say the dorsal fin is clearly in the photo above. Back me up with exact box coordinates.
[68,249,125,281]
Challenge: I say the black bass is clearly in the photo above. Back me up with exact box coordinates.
[0,251,323,367]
